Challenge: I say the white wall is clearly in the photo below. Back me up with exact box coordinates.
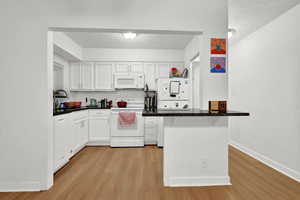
[53,54,70,91]
[184,36,201,65]
[83,48,184,62]
[0,0,227,191]
[184,34,228,110]
[229,4,300,181]
[53,32,82,61]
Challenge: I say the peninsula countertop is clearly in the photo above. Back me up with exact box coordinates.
[142,109,250,117]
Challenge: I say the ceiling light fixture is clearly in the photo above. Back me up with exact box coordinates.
[123,32,137,39]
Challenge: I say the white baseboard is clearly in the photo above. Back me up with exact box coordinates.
[230,141,300,182]
[0,181,41,192]
[165,176,231,187]
[87,140,110,146]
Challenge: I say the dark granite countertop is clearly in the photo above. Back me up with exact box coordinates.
[142,109,250,117]
[53,106,110,116]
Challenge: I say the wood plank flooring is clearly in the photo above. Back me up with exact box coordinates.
[0,146,299,200]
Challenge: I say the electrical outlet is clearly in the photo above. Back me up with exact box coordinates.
[200,159,208,169]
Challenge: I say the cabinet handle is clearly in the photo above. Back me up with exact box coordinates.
[58,118,65,122]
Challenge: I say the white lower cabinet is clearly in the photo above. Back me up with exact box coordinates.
[157,117,164,147]
[53,114,71,172]
[144,117,158,145]
[88,110,111,145]
[53,109,163,173]
[71,111,89,156]
[144,117,164,146]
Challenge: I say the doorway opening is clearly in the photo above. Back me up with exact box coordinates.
[47,27,202,189]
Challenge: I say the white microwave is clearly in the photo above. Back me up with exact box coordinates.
[114,73,145,89]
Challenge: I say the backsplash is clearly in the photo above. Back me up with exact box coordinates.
[69,90,145,107]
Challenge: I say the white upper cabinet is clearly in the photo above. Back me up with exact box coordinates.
[94,62,114,90]
[115,62,144,73]
[70,62,94,90]
[69,61,184,91]
[144,63,157,91]
[131,62,144,73]
[70,63,81,90]
[81,62,94,90]
[115,63,131,73]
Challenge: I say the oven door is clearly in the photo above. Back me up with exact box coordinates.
[114,73,138,89]
[110,111,144,137]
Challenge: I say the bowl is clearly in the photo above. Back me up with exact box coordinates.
[117,101,127,108]
[64,101,82,108]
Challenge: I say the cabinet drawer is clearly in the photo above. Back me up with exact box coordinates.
[54,114,70,122]
[89,109,111,117]
[72,110,89,121]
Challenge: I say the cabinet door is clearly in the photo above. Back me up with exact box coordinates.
[131,62,144,73]
[81,62,94,89]
[89,117,110,143]
[72,120,81,153]
[54,115,70,169]
[156,63,171,78]
[70,63,81,89]
[145,117,158,145]
[80,119,89,145]
[94,63,114,90]
[157,117,164,147]
[144,63,157,90]
[115,63,131,73]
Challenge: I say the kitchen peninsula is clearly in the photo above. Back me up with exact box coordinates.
[143,109,249,187]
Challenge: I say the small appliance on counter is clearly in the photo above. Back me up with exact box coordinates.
[99,98,113,109]
[144,84,157,111]
[87,98,113,109]
[209,101,227,113]
[90,98,97,107]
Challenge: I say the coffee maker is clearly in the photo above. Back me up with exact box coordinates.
[144,84,157,111]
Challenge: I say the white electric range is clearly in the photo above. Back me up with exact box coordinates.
[110,102,145,147]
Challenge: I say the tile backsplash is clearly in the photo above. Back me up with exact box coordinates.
[69,90,145,107]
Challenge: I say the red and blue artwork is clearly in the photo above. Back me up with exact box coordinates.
[210,57,226,73]
[211,38,226,54]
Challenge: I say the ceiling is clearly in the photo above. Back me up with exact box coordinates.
[65,1,300,48]
[65,32,194,49]
[229,0,300,44]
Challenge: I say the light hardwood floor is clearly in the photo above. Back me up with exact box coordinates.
[0,146,299,200]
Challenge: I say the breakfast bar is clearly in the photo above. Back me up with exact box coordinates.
[143,109,249,187]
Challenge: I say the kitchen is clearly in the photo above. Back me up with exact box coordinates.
[52,30,248,186]
[3,1,300,199]
[52,31,197,170]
